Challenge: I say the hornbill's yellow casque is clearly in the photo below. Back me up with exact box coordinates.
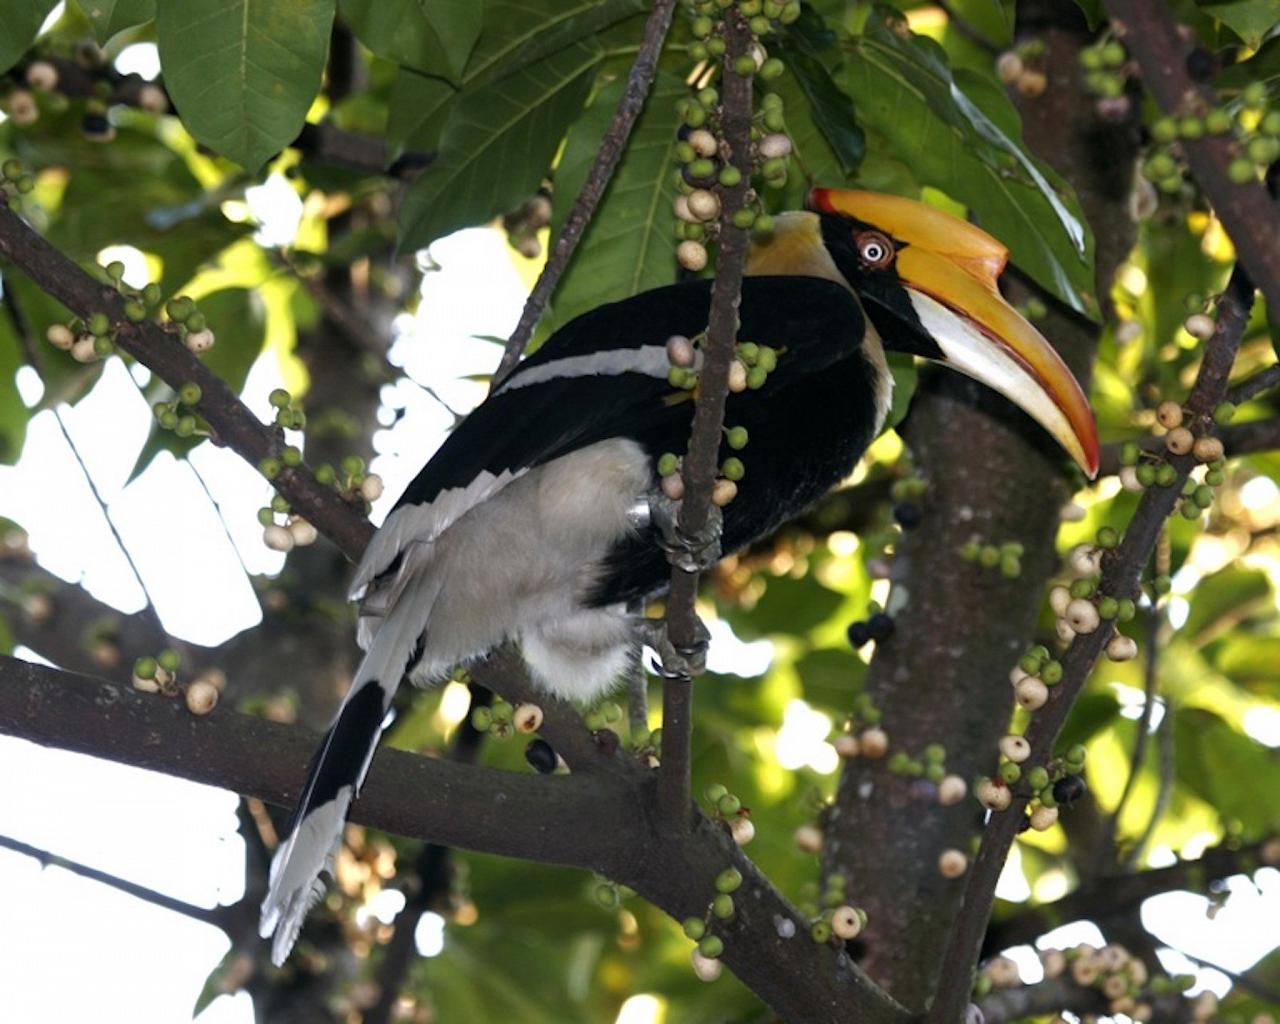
[259,188,1099,961]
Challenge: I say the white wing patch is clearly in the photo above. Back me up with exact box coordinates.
[495,344,685,393]
[349,468,525,604]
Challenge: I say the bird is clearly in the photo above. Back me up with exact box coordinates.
[258,187,1099,962]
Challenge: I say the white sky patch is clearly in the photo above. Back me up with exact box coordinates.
[705,616,774,677]
[774,699,838,774]
[96,245,151,290]
[996,841,1031,902]
[356,887,406,928]
[38,2,65,36]
[615,993,664,1024]
[15,365,43,407]
[1155,947,1231,998]
[1240,474,1279,512]
[1143,869,1280,978]
[1035,920,1107,951]
[998,944,1042,985]
[414,911,446,957]
[1114,682,1166,730]
[1166,595,1190,630]
[1243,704,1280,747]
[114,42,161,80]
[245,175,303,248]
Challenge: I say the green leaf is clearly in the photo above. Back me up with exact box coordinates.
[128,288,265,480]
[943,0,1014,47]
[464,0,644,87]
[776,38,864,175]
[1219,36,1280,90]
[1174,708,1280,827]
[842,11,1098,318]
[338,0,481,80]
[155,0,336,172]
[399,40,600,251]
[81,0,156,44]
[386,69,457,159]
[1069,0,1104,29]
[726,573,845,640]
[1201,0,1278,47]
[0,0,58,74]
[543,70,684,331]
[0,316,26,465]
[795,646,866,709]
[1211,633,1280,694]
[1182,567,1272,643]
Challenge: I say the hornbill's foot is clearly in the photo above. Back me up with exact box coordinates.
[648,491,723,574]
[635,616,710,679]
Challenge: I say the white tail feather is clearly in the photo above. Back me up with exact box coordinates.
[259,572,442,963]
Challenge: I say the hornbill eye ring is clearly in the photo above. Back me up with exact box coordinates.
[854,230,894,268]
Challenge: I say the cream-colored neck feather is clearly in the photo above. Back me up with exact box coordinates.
[745,212,893,433]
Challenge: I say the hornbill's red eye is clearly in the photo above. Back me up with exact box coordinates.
[855,230,895,268]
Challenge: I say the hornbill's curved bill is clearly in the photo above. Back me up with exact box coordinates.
[259,188,1099,963]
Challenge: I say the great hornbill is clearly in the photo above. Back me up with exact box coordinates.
[259,187,1099,961]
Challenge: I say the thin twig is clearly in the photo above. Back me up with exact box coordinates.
[51,406,166,637]
[1173,947,1280,1005]
[1227,362,1280,404]
[927,264,1256,1024]
[1123,691,1175,870]
[0,831,232,928]
[490,0,679,389]
[658,11,756,831]
[1104,0,1280,315]
[1097,415,1280,476]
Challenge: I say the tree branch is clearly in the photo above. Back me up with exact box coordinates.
[1097,414,1280,477]
[490,0,679,388]
[0,205,375,563]
[1103,0,1280,315]
[977,976,1107,1023]
[0,652,910,1023]
[0,831,234,929]
[928,264,1257,1023]
[657,11,756,831]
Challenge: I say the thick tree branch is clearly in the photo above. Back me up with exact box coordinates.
[0,832,234,929]
[0,654,629,868]
[1103,0,1280,315]
[491,0,679,388]
[0,653,909,1023]
[929,265,1257,1023]
[0,205,375,563]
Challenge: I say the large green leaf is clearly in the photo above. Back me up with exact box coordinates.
[80,0,155,44]
[841,11,1097,318]
[1211,633,1280,694]
[1201,0,1278,47]
[386,69,457,159]
[155,0,336,172]
[399,40,600,251]
[338,0,481,80]
[778,8,864,175]
[1174,708,1280,828]
[543,70,683,331]
[1182,567,1271,643]
[0,0,58,74]
[464,0,644,87]
[1219,36,1280,90]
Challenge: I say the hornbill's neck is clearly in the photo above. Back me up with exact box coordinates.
[745,211,893,434]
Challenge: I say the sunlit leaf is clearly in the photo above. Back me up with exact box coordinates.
[1174,708,1280,827]
[1182,567,1271,643]
[155,0,336,171]
[0,321,25,465]
[543,69,684,331]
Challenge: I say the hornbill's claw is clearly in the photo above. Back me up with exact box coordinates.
[635,616,710,679]
[648,490,723,574]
